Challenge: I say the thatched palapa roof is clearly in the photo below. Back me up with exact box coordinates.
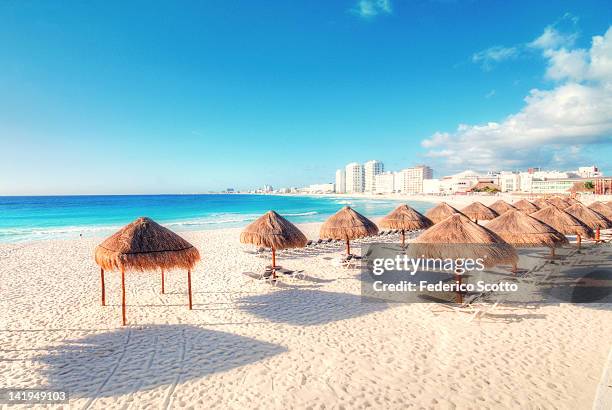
[320,206,378,240]
[240,210,308,250]
[489,200,516,215]
[588,202,612,219]
[95,217,200,272]
[531,206,594,238]
[460,202,498,221]
[531,198,550,209]
[425,202,463,224]
[379,204,433,231]
[512,199,539,214]
[486,210,568,247]
[565,203,612,230]
[409,214,517,268]
[547,196,571,209]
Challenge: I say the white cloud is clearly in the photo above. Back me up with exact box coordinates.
[423,26,612,172]
[352,0,392,18]
[529,25,578,50]
[472,46,519,70]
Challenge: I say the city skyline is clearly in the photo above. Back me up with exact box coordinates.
[1,2,611,195]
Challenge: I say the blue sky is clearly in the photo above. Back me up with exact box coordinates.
[1,0,611,195]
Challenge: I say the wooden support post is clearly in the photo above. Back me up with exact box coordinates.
[577,234,582,249]
[121,266,126,326]
[271,248,276,279]
[100,268,106,306]
[401,230,405,247]
[346,239,351,256]
[187,270,193,310]
[161,269,165,294]
[456,274,463,304]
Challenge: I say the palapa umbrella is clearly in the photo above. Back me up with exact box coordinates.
[240,211,308,278]
[547,196,571,209]
[409,214,518,300]
[486,210,568,257]
[566,203,612,230]
[460,202,498,223]
[379,204,433,247]
[489,200,516,215]
[425,202,462,224]
[566,197,581,205]
[512,199,539,214]
[588,202,612,219]
[320,206,378,256]
[566,203,612,242]
[95,217,200,325]
[410,214,517,267]
[531,198,550,209]
[531,205,594,247]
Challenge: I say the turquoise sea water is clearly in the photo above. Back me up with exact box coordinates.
[0,194,434,243]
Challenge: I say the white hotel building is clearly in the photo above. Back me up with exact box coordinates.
[335,169,346,194]
[373,165,433,194]
[364,160,384,193]
[345,162,365,193]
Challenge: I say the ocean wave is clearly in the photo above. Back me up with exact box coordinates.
[0,225,120,236]
[165,215,258,226]
[283,211,318,216]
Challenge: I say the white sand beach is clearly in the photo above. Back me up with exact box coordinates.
[1,220,611,409]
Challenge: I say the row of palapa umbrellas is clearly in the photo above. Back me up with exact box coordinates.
[240,197,612,277]
[93,197,612,325]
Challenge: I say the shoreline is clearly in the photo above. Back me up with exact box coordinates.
[2,192,611,245]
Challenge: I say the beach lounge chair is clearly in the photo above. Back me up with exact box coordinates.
[341,254,363,269]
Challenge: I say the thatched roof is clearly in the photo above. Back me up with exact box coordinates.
[320,206,378,240]
[409,214,517,268]
[531,206,594,238]
[531,198,550,209]
[512,199,539,214]
[588,202,612,219]
[424,202,463,224]
[460,202,498,221]
[95,217,200,272]
[547,196,571,209]
[565,203,612,230]
[486,210,568,247]
[240,211,308,250]
[379,204,433,231]
[489,200,516,215]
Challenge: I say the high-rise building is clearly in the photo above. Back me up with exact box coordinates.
[345,162,364,193]
[335,169,346,193]
[395,165,433,193]
[364,160,384,193]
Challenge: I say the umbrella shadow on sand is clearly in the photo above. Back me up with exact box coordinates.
[33,325,286,399]
[237,289,388,326]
